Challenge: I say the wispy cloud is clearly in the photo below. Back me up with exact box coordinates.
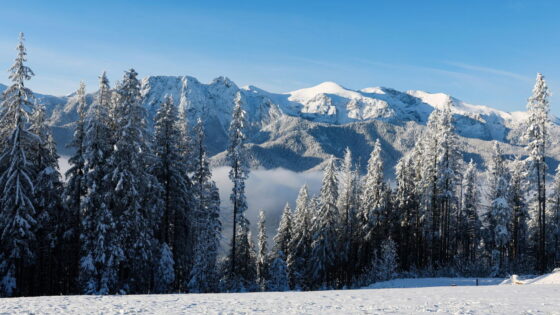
[353,59,480,82]
[444,61,531,82]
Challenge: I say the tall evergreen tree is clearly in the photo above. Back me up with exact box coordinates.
[0,33,39,297]
[64,82,87,225]
[288,185,312,290]
[484,142,511,274]
[79,72,122,294]
[152,95,191,292]
[29,104,65,295]
[508,157,529,272]
[523,73,550,273]
[225,92,253,289]
[310,156,339,288]
[188,118,221,293]
[337,147,360,284]
[62,82,88,293]
[460,160,481,263]
[394,153,421,270]
[435,102,462,263]
[358,139,386,270]
[109,69,160,293]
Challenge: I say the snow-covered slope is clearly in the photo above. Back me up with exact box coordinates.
[1,283,558,314]
[10,75,560,173]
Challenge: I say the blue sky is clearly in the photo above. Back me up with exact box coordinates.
[0,0,558,114]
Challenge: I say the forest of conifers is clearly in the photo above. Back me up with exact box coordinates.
[0,34,558,298]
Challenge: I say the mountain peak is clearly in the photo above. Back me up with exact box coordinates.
[288,81,359,101]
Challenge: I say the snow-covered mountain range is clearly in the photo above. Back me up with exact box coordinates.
[2,76,559,175]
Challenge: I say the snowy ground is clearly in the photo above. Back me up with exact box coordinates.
[1,274,560,314]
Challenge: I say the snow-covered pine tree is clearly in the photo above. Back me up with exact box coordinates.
[411,102,462,267]
[288,184,312,290]
[484,142,511,274]
[338,148,360,235]
[414,113,440,267]
[152,95,191,293]
[225,92,254,290]
[508,157,529,272]
[64,82,87,225]
[79,72,122,294]
[310,156,339,288]
[523,73,550,273]
[460,160,481,263]
[256,210,268,291]
[273,203,293,286]
[358,139,386,270]
[394,153,421,270]
[109,69,160,293]
[188,118,221,293]
[337,147,360,285]
[435,101,462,263]
[0,33,39,297]
[28,104,65,295]
[61,82,88,293]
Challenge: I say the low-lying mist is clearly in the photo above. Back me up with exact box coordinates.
[59,156,323,243]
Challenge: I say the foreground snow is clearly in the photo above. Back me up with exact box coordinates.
[1,282,559,314]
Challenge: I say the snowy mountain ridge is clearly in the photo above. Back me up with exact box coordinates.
[2,76,560,173]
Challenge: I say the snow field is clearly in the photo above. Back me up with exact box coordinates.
[1,277,559,314]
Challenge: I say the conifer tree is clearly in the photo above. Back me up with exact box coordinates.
[79,72,122,294]
[359,139,386,270]
[337,148,360,284]
[460,160,481,262]
[310,156,339,288]
[288,185,312,290]
[0,33,39,297]
[509,157,529,271]
[256,210,268,290]
[152,95,191,292]
[109,69,160,293]
[29,104,65,294]
[62,82,88,293]
[64,82,87,225]
[394,153,421,269]
[523,73,550,273]
[435,102,462,263]
[484,142,511,274]
[188,118,221,293]
[225,92,253,289]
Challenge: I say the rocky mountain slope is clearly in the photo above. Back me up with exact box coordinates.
[2,76,559,176]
